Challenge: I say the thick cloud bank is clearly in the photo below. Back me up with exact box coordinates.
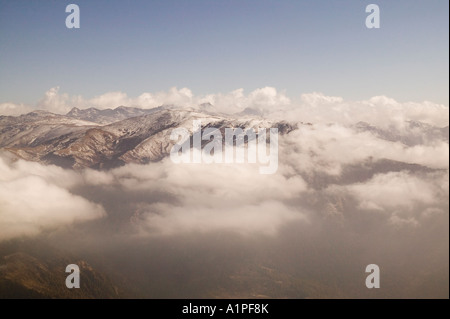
[0,155,105,241]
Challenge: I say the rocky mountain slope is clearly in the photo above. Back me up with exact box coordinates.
[0,107,297,169]
[0,240,127,299]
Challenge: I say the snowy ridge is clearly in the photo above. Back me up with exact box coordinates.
[0,107,296,169]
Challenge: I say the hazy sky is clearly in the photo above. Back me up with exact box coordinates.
[0,0,448,105]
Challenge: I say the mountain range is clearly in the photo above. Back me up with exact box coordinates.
[1,106,448,170]
[0,106,298,169]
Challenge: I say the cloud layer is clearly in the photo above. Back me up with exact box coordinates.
[1,87,448,130]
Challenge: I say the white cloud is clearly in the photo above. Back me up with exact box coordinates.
[0,102,33,116]
[89,91,131,109]
[321,170,450,228]
[348,171,439,210]
[273,92,449,129]
[106,159,308,236]
[36,86,72,114]
[0,156,105,241]
[137,201,305,236]
[280,123,449,176]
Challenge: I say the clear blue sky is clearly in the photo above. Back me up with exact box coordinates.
[0,0,448,105]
